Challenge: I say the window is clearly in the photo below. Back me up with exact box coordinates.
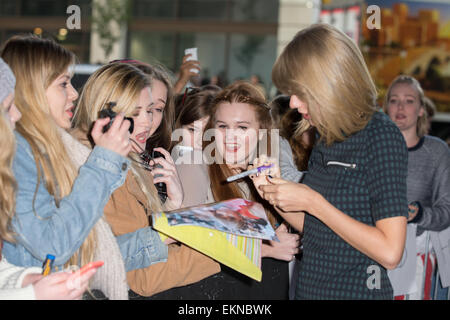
[132,0,176,19]
[0,0,16,16]
[178,0,229,21]
[231,0,279,22]
[130,31,177,70]
[177,32,227,84]
[228,34,277,93]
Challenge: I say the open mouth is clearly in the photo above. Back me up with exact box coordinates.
[135,131,149,144]
[65,105,75,118]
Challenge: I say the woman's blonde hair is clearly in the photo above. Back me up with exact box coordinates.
[272,23,378,146]
[383,75,427,138]
[133,62,175,151]
[73,62,163,214]
[0,109,16,243]
[1,35,95,268]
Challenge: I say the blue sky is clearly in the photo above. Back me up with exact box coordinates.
[367,0,450,22]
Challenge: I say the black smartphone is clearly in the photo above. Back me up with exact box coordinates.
[152,149,168,203]
[98,102,134,134]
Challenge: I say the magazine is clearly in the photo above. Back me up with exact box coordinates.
[151,198,277,281]
[164,198,276,241]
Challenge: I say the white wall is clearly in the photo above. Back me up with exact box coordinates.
[276,0,321,57]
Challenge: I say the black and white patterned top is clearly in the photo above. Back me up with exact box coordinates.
[296,111,408,300]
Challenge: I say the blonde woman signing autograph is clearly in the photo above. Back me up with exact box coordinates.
[250,24,408,300]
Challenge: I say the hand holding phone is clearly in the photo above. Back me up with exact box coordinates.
[152,150,168,202]
[184,48,199,74]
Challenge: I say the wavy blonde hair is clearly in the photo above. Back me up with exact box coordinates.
[0,109,16,243]
[73,62,163,214]
[272,24,378,146]
[1,35,95,268]
[132,62,175,151]
[382,75,427,138]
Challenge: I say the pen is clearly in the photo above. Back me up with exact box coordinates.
[226,164,274,183]
[42,254,55,276]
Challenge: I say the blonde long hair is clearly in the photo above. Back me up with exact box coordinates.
[383,75,427,138]
[132,62,175,151]
[73,62,163,214]
[1,35,95,267]
[272,24,378,146]
[0,109,16,243]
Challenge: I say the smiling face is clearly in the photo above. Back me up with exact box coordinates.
[45,70,79,129]
[1,92,21,129]
[214,102,260,168]
[130,86,153,153]
[149,79,168,137]
[386,83,424,134]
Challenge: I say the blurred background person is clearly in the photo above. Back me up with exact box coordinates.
[384,75,450,300]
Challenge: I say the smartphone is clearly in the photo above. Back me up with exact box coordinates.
[184,48,199,74]
[152,150,168,202]
[79,260,104,276]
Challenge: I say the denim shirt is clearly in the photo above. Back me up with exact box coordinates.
[2,132,131,269]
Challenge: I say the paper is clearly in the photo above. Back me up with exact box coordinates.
[152,198,276,281]
[165,198,276,241]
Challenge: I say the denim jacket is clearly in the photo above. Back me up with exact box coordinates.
[2,132,131,269]
[116,227,168,271]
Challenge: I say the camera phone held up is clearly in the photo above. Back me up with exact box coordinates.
[98,102,134,134]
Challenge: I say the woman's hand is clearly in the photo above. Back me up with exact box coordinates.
[173,54,201,94]
[262,223,300,261]
[150,147,184,210]
[24,268,97,300]
[407,203,419,222]
[91,113,132,157]
[259,176,320,214]
[248,155,280,199]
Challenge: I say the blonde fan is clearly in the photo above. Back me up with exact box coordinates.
[383,75,428,138]
[0,110,16,243]
[73,62,163,214]
[1,35,95,268]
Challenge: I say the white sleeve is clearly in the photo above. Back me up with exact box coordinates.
[0,255,41,300]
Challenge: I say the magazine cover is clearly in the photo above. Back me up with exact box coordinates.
[164,198,277,241]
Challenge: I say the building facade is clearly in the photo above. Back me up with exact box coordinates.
[0,0,322,94]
